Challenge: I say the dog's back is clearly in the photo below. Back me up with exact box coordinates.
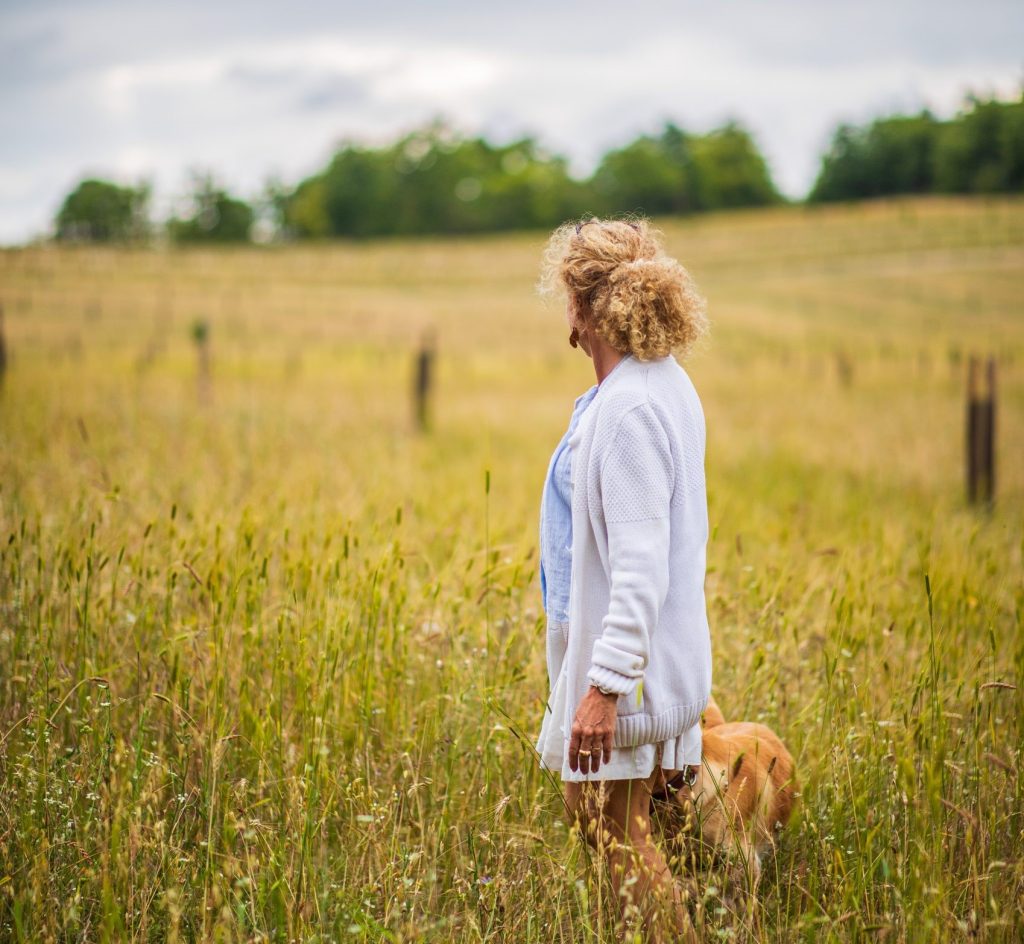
[687,698,798,882]
[699,722,797,836]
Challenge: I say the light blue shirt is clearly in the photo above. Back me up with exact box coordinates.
[539,383,599,623]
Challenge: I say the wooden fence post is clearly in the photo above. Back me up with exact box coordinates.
[0,301,7,389]
[966,354,996,506]
[967,355,979,503]
[413,329,436,432]
[981,356,996,504]
[192,318,211,403]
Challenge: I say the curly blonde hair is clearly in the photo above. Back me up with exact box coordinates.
[537,215,709,361]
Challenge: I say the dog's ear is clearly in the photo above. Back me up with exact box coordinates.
[702,695,726,729]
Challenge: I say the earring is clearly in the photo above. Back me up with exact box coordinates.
[569,327,580,348]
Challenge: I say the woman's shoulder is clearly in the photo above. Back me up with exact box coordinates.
[595,356,702,443]
[596,355,682,417]
[575,355,697,446]
[586,372,662,450]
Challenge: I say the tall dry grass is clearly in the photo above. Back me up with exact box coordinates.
[1,195,1022,941]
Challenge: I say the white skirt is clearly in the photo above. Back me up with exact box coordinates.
[535,627,702,782]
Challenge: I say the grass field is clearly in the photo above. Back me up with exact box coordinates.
[1,195,1022,942]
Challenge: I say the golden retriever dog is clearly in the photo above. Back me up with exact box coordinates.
[652,696,797,890]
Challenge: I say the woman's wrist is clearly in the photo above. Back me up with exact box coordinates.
[586,663,639,697]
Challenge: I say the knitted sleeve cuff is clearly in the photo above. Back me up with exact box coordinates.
[586,663,641,697]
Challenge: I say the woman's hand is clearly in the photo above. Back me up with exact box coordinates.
[569,686,618,775]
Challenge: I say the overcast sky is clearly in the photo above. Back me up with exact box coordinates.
[1,0,1021,244]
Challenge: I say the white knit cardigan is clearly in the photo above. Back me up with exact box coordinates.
[545,352,713,749]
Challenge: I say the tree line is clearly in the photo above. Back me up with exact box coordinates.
[810,91,1024,202]
[53,89,1023,244]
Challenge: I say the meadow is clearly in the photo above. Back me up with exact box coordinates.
[1,195,1022,942]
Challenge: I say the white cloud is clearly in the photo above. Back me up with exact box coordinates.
[99,57,226,117]
[92,36,504,120]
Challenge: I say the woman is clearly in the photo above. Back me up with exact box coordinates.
[535,216,713,941]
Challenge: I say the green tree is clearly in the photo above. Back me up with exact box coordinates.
[281,116,783,239]
[285,175,331,238]
[55,178,150,242]
[935,93,1024,193]
[168,173,254,243]
[659,123,704,212]
[590,121,778,216]
[808,124,872,202]
[590,133,691,216]
[810,113,941,202]
[690,121,781,209]
[871,112,941,193]
[287,119,587,238]
[810,91,1024,202]
[254,175,292,242]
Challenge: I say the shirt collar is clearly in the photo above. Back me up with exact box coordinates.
[573,384,598,410]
